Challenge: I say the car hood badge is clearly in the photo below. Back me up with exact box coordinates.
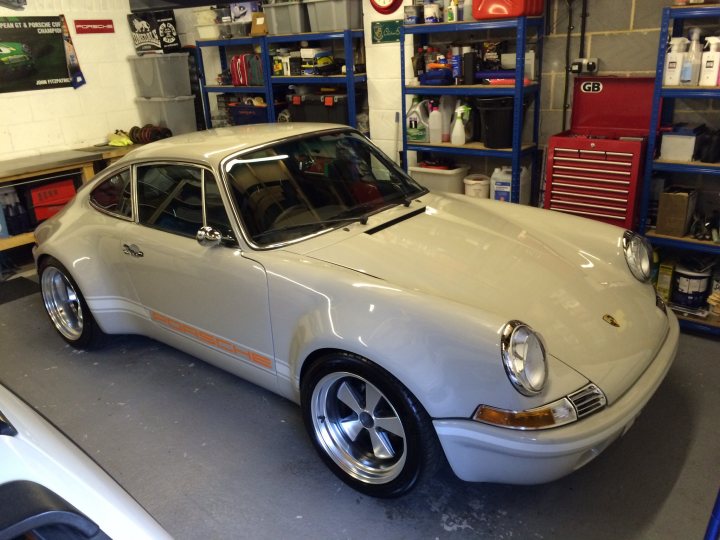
[603,314,620,327]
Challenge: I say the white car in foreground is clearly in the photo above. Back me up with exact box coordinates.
[33,124,678,497]
[0,382,170,539]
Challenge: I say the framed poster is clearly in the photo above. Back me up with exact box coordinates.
[0,15,84,94]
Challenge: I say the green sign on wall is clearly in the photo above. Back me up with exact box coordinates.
[371,20,402,44]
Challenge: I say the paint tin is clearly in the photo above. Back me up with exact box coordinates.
[671,265,711,308]
[404,5,423,24]
[424,3,440,23]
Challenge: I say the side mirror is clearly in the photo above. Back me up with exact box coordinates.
[196,226,222,247]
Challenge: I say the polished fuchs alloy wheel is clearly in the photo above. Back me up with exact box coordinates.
[41,266,84,341]
[310,371,407,484]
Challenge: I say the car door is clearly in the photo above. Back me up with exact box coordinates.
[119,162,275,389]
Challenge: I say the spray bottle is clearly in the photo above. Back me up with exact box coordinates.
[681,27,702,86]
[700,36,720,86]
[664,37,689,86]
[450,108,466,146]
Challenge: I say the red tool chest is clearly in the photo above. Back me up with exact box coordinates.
[544,77,656,229]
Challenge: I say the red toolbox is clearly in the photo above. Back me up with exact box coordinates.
[473,0,544,19]
[30,179,76,221]
[544,77,656,229]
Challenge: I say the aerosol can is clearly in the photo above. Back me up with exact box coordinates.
[664,37,689,86]
[700,36,720,86]
[681,27,702,86]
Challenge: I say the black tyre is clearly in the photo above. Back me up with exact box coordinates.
[301,352,442,498]
[39,257,104,349]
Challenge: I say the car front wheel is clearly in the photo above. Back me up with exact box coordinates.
[39,257,104,349]
[301,352,442,498]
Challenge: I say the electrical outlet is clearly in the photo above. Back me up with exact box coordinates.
[570,58,599,74]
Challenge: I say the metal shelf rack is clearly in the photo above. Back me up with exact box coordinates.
[399,17,544,203]
[639,5,720,336]
[196,30,365,129]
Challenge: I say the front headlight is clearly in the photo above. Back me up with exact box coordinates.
[623,231,652,282]
[500,321,547,396]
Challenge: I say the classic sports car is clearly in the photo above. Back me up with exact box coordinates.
[0,41,34,77]
[34,124,678,498]
[0,381,170,539]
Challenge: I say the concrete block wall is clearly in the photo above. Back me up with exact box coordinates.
[0,0,140,162]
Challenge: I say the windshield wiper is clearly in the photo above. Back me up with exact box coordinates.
[252,215,368,242]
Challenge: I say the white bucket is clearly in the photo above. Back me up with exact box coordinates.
[463,174,490,198]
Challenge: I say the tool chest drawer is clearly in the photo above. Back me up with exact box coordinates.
[544,137,645,229]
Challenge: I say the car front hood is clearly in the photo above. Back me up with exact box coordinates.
[299,195,669,404]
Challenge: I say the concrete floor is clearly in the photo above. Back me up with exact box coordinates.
[1,290,719,539]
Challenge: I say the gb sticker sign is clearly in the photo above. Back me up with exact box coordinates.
[580,81,603,93]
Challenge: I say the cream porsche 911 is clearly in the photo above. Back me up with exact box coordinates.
[33,124,678,497]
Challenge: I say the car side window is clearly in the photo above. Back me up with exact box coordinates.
[136,164,203,238]
[89,169,133,219]
[203,170,234,239]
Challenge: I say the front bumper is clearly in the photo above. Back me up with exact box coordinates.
[434,311,679,484]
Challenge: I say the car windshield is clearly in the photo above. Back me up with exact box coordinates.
[223,129,426,247]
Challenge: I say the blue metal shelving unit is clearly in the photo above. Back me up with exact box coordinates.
[196,29,365,129]
[639,5,720,336]
[399,17,544,204]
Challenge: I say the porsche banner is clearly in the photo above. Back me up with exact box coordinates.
[0,15,85,94]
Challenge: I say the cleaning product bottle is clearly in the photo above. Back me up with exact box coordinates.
[412,47,426,78]
[700,36,720,86]
[439,95,456,143]
[681,27,702,85]
[446,0,458,22]
[462,0,473,20]
[406,96,430,142]
[664,37,689,86]
[428,103,442,144]
[451,108,466,146]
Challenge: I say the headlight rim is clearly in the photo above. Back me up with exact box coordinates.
[623,230,653,283]
[500,320,548,397]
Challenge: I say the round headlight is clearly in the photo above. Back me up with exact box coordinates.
[500,321,547,396]
[623,231,652,282]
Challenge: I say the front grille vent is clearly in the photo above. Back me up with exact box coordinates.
[568,384,607,419]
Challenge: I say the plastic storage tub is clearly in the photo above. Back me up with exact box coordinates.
[262,1,310,35]
[128,53,190,98]
[305,0,362,32]
[408,165,470,194]
[135,96,197,135]
[472,0,544,20]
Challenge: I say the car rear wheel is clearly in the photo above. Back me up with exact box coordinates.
[39,257,104,349]
[301,352,442,498]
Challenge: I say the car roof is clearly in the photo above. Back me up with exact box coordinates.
[119,123,351,169]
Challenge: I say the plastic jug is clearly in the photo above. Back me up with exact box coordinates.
[406,97,430,142]
[491,166,530,204]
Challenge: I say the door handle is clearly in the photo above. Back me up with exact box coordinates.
[122,243,144,258]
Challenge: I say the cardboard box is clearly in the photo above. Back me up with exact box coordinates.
[127,10,181,55]
[655,187,697,237]
[659,133,697,162]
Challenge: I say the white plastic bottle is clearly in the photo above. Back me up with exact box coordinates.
[428,105,442,144]
[446,0,458,22]
[700,36,720,86]
[664,37,689,86]
[451,109,466,145]
[439,95,456,143]
[681,27,702,86]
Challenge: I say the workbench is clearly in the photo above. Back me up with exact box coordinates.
[0,145,137,252]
